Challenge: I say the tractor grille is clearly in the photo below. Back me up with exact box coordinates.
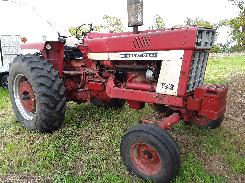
[196,28,215,49]
[187,51,209,92]
[133,36,151,49]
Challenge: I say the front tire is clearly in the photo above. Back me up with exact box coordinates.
[120,124,180,183]
[8,54,66,132]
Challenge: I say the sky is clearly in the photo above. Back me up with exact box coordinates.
[0,0,239,43]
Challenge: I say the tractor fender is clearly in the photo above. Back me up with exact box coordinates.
[20,41,65,77]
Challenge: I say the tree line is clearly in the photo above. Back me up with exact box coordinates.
[69,0,244,53]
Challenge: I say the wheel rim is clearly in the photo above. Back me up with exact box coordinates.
[130,143,161,176]
[13,74,36,120]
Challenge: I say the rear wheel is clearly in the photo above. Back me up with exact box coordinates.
[150,104,173,116]
[185,115,224,128]
[207,115,224,129]
[8,54,66,132]
[120,124,180,182]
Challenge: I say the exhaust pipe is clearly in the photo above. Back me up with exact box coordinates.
[127,0,143,33]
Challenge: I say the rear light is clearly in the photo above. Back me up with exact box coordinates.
[45,44,52,50]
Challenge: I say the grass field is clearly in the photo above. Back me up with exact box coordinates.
[0,55,244,183]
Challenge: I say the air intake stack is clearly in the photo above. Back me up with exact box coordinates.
[127,0,143,33]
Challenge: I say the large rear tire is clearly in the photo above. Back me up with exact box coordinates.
[8,54,66,132]
[120,124,180,183]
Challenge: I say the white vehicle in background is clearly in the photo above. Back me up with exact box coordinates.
[0,35,21,89]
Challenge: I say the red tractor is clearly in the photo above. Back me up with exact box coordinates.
[8,0,228,182]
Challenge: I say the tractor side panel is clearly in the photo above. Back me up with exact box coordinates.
[20,41,64,78]
[156,50,184,95]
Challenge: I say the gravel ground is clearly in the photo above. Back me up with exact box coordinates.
[172,73,245,183]
[225,74,245,139]
[206,74,245,182]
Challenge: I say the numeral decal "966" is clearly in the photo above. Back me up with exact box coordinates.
[161,83,175,90]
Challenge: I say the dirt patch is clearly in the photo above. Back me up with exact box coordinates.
[202,74,245,182]
[224,74,245,140]
[171,73,245,182]
[0,108,13,118]
[0,174,52,183]
[203,155,230,176]
[202,154,245,183]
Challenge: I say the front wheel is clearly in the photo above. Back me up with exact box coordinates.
[8,54,66,132]
[120,124,180,183]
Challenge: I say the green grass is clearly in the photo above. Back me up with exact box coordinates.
[175,153,226,183]
[0,88,9,109]
[205,55,245,83]
[0,55,244,182]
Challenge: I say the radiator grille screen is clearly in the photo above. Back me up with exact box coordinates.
[196,29,215,49]
[187,51,209,92]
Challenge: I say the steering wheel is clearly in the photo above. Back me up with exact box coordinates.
[75,23,94,39]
